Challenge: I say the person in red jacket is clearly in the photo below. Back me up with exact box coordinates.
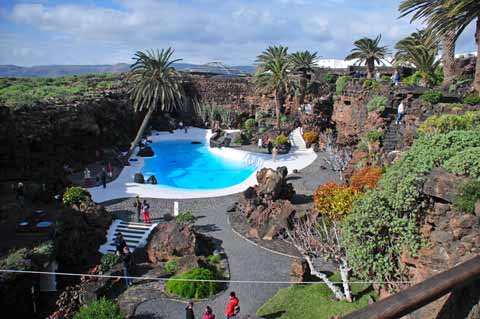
[225,291,239,318]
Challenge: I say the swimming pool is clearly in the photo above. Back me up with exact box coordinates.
[141,140,258,189]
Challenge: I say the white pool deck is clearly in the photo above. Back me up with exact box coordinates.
[88,127,317,202]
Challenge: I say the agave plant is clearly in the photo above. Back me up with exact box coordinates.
[345,35,389,79]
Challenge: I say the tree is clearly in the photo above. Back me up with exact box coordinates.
[289,50,319,107]
[399,0,480,91]
[127,48,185,155]
[442,30,457,86]
[394,30,441,86]
[345,35,389,79]
[254,47,292,128]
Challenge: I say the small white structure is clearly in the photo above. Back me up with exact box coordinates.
[174,201,179,217]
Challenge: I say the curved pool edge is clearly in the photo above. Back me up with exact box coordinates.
[88,128,317,202]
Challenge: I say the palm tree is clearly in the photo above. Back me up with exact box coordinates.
[441,30,457,86]
[127,48,185,155]
[289,50,319,106]
[399,0,480,91]
[345,35,389,79]
[254,56,291,128]
[255,45,289,68]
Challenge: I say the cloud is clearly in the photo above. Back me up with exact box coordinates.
[0,0,476,65]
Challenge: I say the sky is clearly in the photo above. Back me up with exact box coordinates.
[0,0,476,66]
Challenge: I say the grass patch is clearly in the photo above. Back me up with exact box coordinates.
[256,273,377,319]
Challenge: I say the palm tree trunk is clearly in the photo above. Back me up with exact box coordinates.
[442,30,456,87]
[298,72,307,107]
[275,91,281,129]
[474,17,480,92]
[127,107,154,157]
[366,58,374,79]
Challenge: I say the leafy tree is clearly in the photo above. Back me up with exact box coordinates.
[128,48,186,155]
[399,0,480,91]
[289,50,319,106]
[74,298,124,319]
[345,35,389,79]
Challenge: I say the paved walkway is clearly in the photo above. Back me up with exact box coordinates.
[101,153,340,318]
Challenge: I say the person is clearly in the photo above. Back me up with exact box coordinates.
[84,167,91,180]
[272,146,278,162]
[225,291,239,318]
[16,182,25,208]
[185,301,195,319]
[120,246,133,287]
[267,141,273,154]
[178,121,184,131]
[100,168,107,188]
[133,196,142,222]
[392,70,400,86]
[142,200,151,223]
[107,162,113,178]
[375,71,381,81]
[184,124,188,134]
[202,305,215,319]
[115,233,127,255]
[396,100,405,125]
[257,138,262,148]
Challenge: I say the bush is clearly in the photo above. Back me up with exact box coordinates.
[175,211,197,227]
[32,240,55,263]
[335,76,351,95]
[362,79,380,91]
[367,96,388,113]
[323,73,337,84]
[349,166,382,192]
[421,90,443,104]
[303,131,318,145]
[366,130,383,143]
[207,254,221,265]
[0,248,30,270]
[454,180,480,214]
[63,186,90,206]
[165,267,219,299]
[463,93,480,105]
[443,147,480,178]
[244,118,256,131]
[274,135,289,146]
[417,112,479,136]
[100,253,119,273]
[164,258,180,274]
[313,182,360,220]
[403,72,423,86]
[74,298,124,319]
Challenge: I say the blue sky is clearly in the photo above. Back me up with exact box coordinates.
[0,0,476,66]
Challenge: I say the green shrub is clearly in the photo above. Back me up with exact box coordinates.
[165,267,219,299]
[280,115,289,124]
[207,254,221,265]
[258,127,268,134]
[244,118,256,131]
[175,211,197,227]
[362,79,380,91]
[454,180,480,214]
[367,96,388,112]
[421,90,443,104]
[403,72,423,86]
[335,76,351,95]
[0,248,30,270]
[164,258,180,274]
[463,93,480,105]
[366,130,383,143]
[443,147,480,178]
[100,253,119,273]
[32,241,55,262]
[417,112,479,136]
[381,74,392,81]
[74,297,124,319]
[273,135,289,146]
[62,186,90,206]
[344,130,480,282]
[323,73,337,84]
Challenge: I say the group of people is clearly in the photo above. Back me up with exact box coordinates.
[83,163,113,189]
[185,291,240,319]
[134,195,151,223]
[114,233,134,287]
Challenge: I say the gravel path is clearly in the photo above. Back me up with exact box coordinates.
[101,153,339,319]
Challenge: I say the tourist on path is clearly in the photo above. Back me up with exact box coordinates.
[396,100,406,125]
[202,305,215,319]
[107,162,113,178]
[16,182,25,208]
[142,200,151,223]
[115,233,127,255]
[225,291,240,318]
[392,70,400,86]
[134,196,142,222]
[120,246,133,287]
[100,168,107,188]
[185,301,195,319]
[272,146,278,162]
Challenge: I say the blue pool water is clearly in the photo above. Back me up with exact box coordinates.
[141,140,257,189]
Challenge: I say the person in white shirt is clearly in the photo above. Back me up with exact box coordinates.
[396,101,405,125]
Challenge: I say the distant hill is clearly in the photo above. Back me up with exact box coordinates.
[0,63,256,78]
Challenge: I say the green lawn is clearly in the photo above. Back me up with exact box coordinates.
[256,273,377,319]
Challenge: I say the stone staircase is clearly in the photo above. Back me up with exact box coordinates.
[288,127,307,151]
[383,123,402,152]
[99,219,158,254]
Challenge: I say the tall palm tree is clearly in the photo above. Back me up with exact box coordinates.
[289,50,319,106]
[399,0,480,91]
[441,30,457,86]
[127,48,185,155]
[255,45,289,68]
[254,56,291,128]
[345,35,389,79]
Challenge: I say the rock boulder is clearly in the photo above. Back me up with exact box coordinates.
[423,168,464,203]
[146,223,199,263]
